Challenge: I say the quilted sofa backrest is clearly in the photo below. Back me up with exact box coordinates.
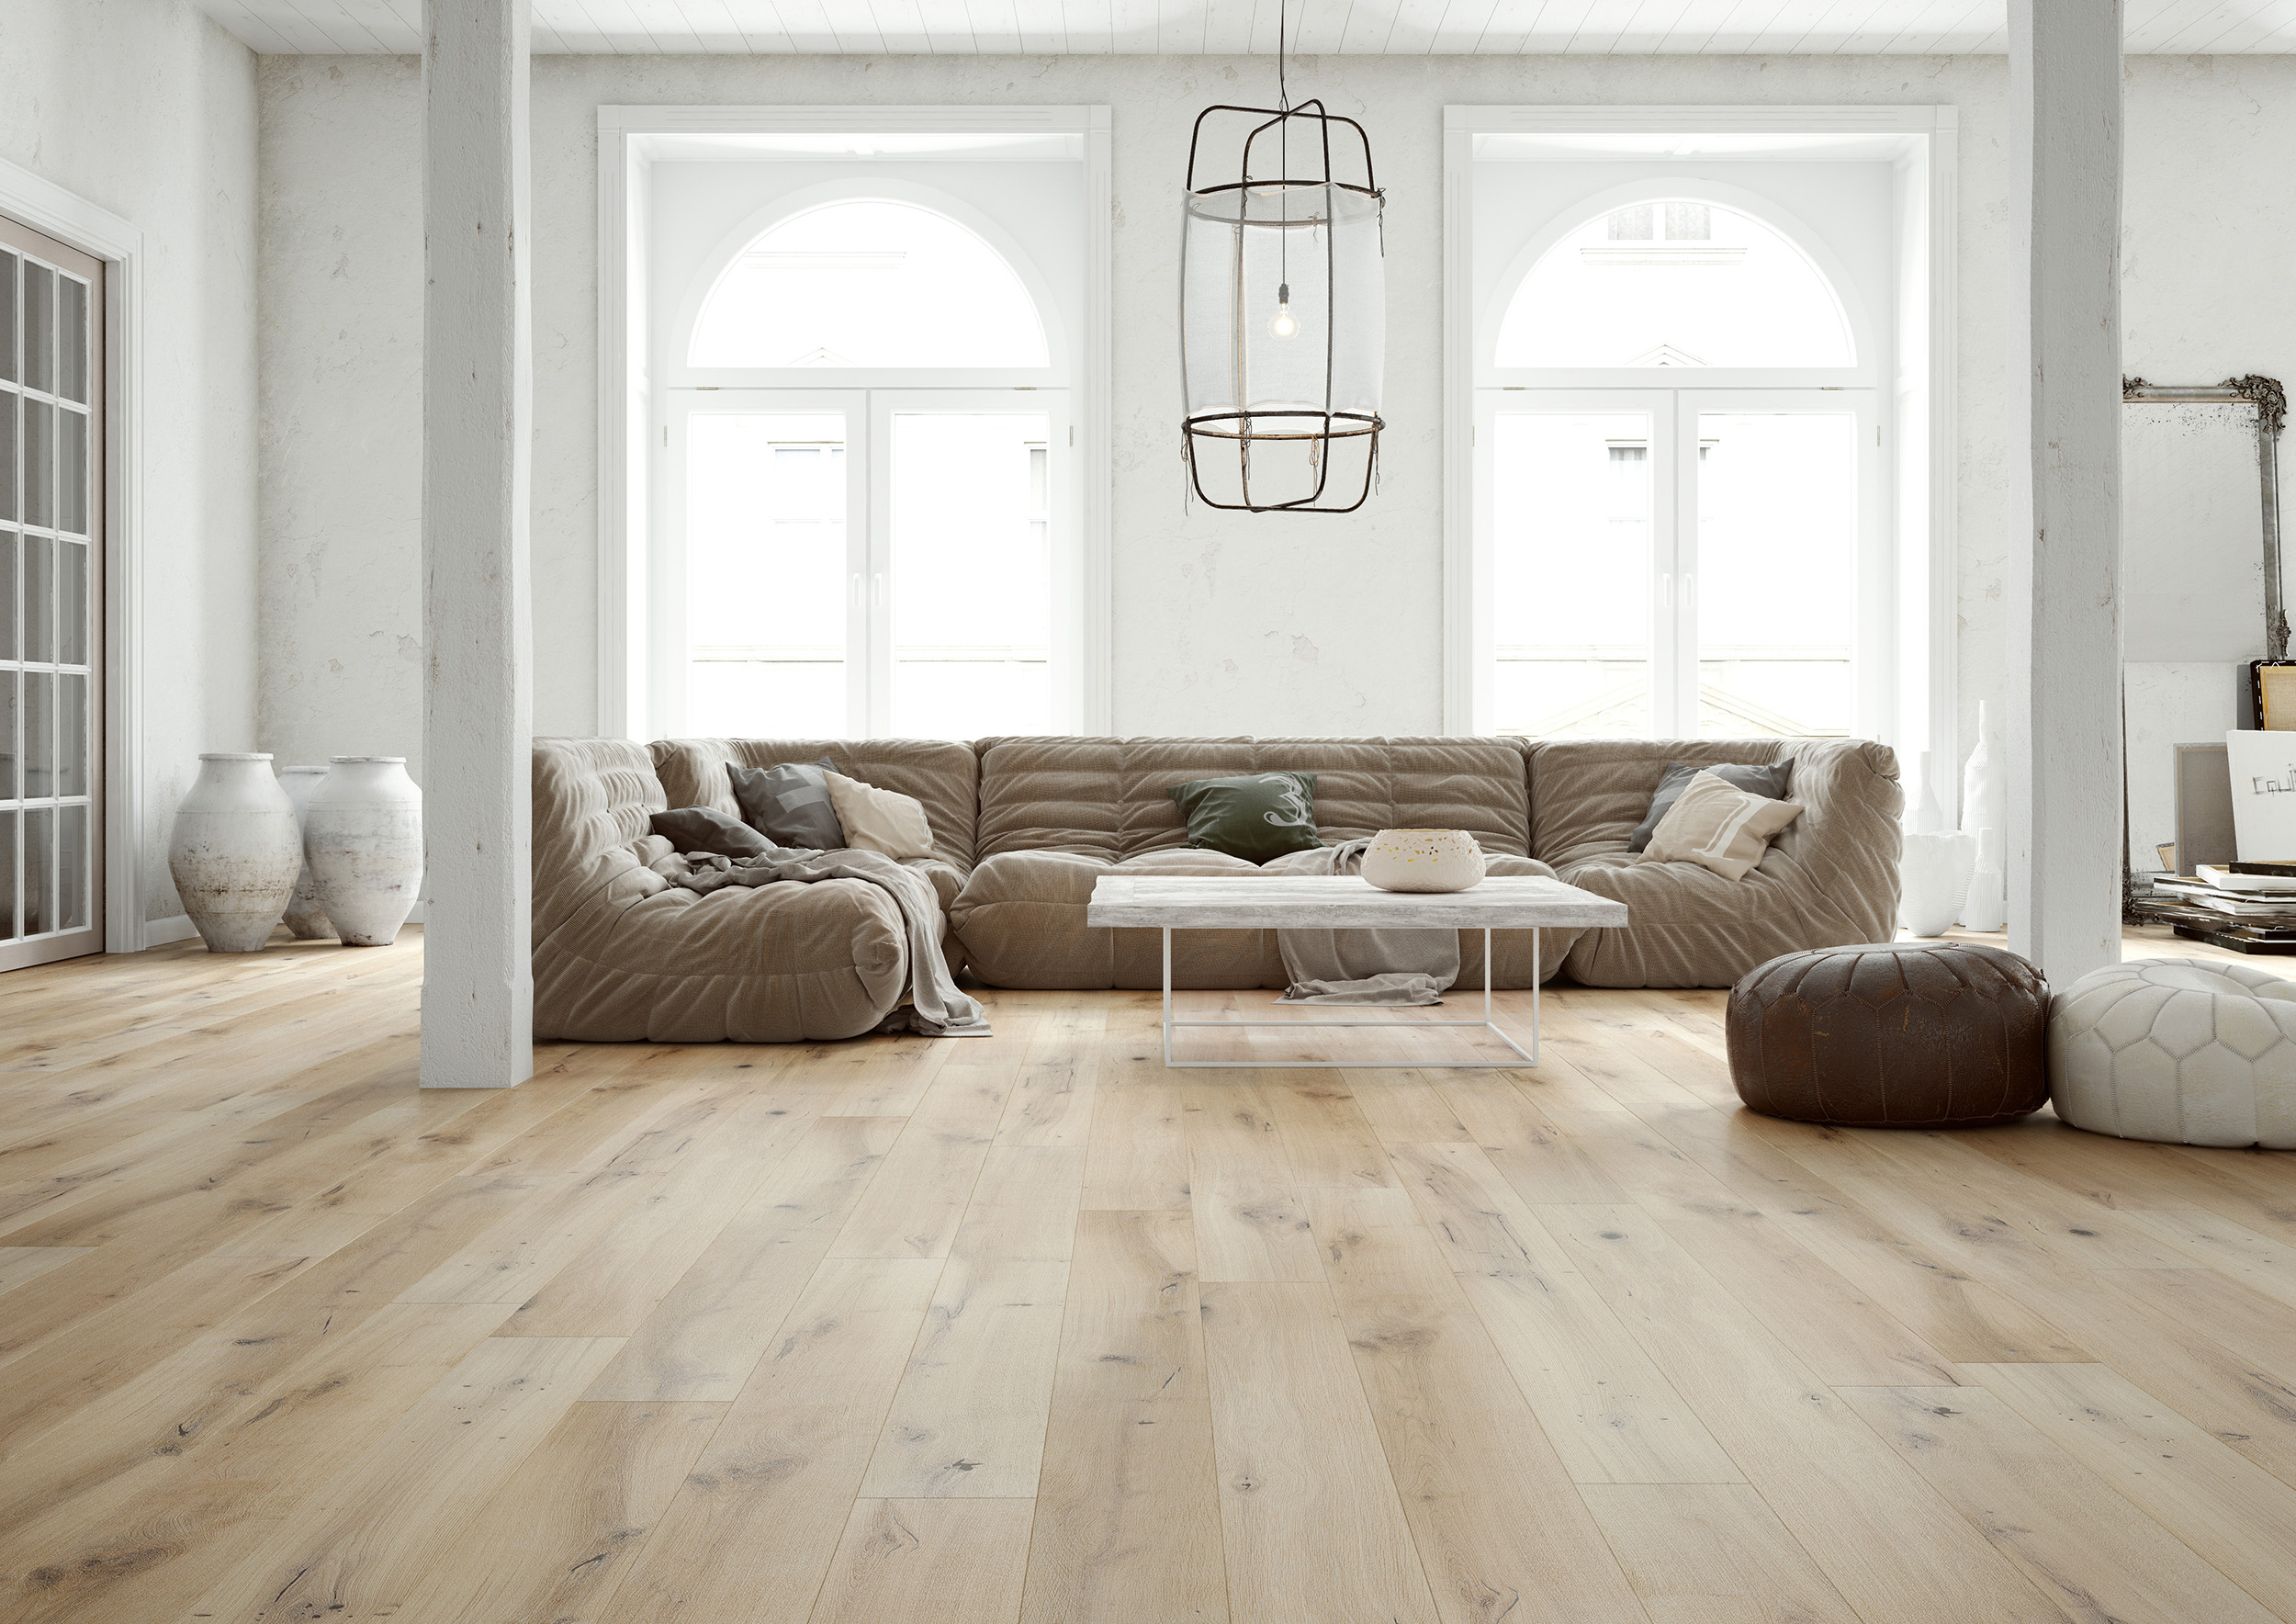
[649,737,980,872]
[533,735,670,941]
[971,735,1534,862]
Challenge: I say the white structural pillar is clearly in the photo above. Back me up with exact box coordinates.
[420,0,534,1088]
[2007,0,2124,984]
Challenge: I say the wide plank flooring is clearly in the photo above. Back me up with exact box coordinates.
[2,925,2295,1623]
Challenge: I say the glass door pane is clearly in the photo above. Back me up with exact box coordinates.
[1491,411,1656,737]
[684,411,850,738]
[1692,412,1857,738]
[886,409,1054,739]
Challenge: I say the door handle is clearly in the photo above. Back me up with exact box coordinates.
[872,572,885,610]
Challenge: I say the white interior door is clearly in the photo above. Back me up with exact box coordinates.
[1,212,103,971]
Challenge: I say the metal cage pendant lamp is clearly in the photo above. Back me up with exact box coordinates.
[1179,9,1385,513]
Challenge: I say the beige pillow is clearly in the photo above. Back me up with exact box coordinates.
[1644,769,1803,881]
[824,771,939,861]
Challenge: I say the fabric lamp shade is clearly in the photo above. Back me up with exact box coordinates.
[1180,102,1385,512]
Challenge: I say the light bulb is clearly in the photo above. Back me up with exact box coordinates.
[1268,283,1299,340]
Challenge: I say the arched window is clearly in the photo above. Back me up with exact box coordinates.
[1495,199,1852,369]
[687,198,1050,369]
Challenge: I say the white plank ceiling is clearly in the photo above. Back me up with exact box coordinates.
[198,0,2296,54]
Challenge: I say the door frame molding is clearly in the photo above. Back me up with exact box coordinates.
[0,157,147,952]
[1442,105,1958,782]
[597,104,1115,740]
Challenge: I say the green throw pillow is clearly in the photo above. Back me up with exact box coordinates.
[1166,772,1322,863]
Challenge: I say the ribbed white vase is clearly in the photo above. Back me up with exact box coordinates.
[276,764,333,940]
[167,753,301,953]
[1359,829,1487,893]
[304,757,424,947]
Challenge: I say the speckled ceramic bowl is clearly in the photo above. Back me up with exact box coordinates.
[1359,828,1486,893]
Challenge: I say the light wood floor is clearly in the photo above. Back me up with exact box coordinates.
[3,927,2295,1624]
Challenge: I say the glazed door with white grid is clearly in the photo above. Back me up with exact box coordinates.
[0,214,103,970]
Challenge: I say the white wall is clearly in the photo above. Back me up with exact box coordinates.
[2,0,260,926]
[252,51,2296,780]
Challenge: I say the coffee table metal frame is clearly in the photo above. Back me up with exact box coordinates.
[1086,874,1627,1070]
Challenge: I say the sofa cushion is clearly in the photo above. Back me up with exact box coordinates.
[973,735,1533,863]
[653,738,978,874]
[1627,759,1794,852]
[1167,771,1323,862]
[649,805,777,860]
[727,756,842,849]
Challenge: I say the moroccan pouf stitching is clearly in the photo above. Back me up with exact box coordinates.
[2049,957,2296,1148]
[1726,941,2050,1127]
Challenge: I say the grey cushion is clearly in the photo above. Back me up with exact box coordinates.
[649,806,777,860]
[728,756,845,851]
[1627,760,1794,853]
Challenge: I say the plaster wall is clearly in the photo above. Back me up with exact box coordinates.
[253,52,2296,793]
[1,0,260,925]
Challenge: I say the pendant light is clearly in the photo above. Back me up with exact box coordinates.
[1179,2,1385,513]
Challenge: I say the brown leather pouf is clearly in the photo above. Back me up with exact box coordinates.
[1726,941,2050,1127]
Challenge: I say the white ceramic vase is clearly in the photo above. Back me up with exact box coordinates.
[303,757,424,947]
[1900,829,1978,938]
[1359,829,1487,893]
[276,764,333,940]
[1958,702,2008,930]
[167,753,302,953]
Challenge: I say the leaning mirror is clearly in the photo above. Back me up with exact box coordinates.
[2122,375,2286,918]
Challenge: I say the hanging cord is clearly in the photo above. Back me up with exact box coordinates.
[1275,0,1289,309]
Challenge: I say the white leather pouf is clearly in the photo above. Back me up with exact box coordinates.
[2049,958,2296,1148]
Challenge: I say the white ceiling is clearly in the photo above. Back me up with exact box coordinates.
[197,0,2296,55]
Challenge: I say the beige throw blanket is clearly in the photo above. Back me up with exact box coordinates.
[655,848,990,1037]
[1274,839,1460,1006]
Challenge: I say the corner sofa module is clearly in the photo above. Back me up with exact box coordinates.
[531,736,912,1043]
[1527,736,1903,989]
[947,734,1586,990]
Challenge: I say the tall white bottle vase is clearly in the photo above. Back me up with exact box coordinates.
[1960,700,2008,836]
[277,765,333,940]
[304,757,424,948]
[167,753,302,953]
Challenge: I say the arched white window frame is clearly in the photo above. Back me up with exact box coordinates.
[669,177,1072,390]
[598,104,1114,743]
[1478,175,1879,391]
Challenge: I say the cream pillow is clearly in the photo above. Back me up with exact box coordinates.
[1644,769,1803,881]
[823,771,939,861]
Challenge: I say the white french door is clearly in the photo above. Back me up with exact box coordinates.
[2,213,103,971]
[664,388,1072,740]
[1479,387,1883,740]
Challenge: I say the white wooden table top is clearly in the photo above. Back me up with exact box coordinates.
[1084,874,1628,929]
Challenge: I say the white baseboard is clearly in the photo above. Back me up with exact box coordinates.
[140,913,201,947]
[130,902,427,953]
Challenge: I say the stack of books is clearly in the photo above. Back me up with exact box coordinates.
[2142,863,2296,953]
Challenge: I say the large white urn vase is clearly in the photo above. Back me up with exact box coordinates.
[304,757,424,947]
[1359,829,1487,893]
[276,764,333,940]
[168,753,302,953]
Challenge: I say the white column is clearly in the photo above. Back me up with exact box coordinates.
[2007,0,2123,983]
[420,0,534,1088]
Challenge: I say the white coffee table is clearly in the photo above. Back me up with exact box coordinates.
[1086,874,1626,1069]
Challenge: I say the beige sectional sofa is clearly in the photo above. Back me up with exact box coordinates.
[531,731,1901,1042]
